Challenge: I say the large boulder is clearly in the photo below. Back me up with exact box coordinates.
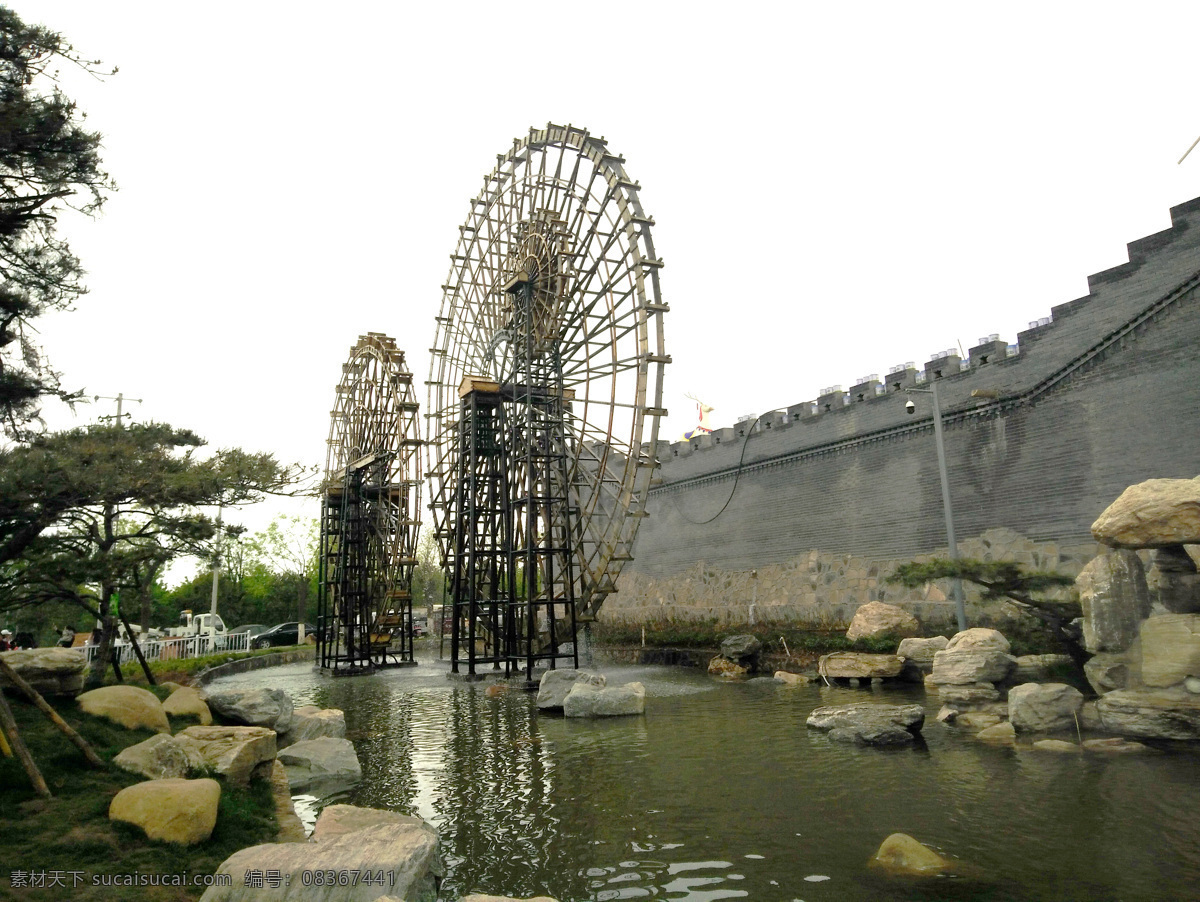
[946,628,1010,653]
[845,602,920,642]
[1008,683,1084,733]
[563,681,645,718]
[278,706,346,748]
[76,685,170,734]
[1092,476,1200,547]
[313,804,426,842]
[278,737,362,792]
[720,634,762,663]
[198,821,442,902]
[1147,545,1200,614]
[1139,614,1200,688]
[175,725,277,786]
[870,833,953,876]
[113,733,206,780]
[1094,687,1200,740]
[162,686,212,725]
[203,687,294,733]
[0,647,87,697]
[1076,551,1151,653]
[109,778,220,845]
[537,670,605,710]
[896,636,949,663]
[930,649,1015,685]
[817,653,905,680]
[807,703,924,746]
[707,655,749,678]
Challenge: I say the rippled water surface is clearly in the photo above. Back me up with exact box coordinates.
[211,653,1200,901]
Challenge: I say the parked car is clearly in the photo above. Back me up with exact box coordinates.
[229,623,269,637]
[249,622,317,650]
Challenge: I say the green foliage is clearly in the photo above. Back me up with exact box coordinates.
[0,7,117,435]
[889,559,1075,600]
[411,531,447,614]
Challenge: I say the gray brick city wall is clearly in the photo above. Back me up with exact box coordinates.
[612,196,1200,615]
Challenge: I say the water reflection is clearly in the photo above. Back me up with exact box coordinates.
[210,658,1200,901]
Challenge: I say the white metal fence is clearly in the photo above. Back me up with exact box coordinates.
[81,631,250,665]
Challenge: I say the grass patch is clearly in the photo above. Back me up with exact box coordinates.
[0,690,280,901]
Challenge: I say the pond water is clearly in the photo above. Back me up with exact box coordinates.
[209,652,1200,902]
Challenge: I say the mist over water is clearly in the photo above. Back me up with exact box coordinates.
[212,657,1200,901]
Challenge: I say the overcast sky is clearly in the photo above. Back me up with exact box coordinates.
[17,1,1200,543]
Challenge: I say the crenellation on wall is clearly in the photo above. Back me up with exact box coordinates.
[629,195,1200,603]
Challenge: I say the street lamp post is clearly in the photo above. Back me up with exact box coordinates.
[906,379,967,632]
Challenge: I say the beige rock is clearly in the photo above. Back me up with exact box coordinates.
[1092,476,1200,548]
[76,685,170,734]
[947,628,1011,653]
[176,725,277,785]
[1140,614,1200,688]
[1082,737,1150,753]
[0,647,87,697]
[113,733,205,780]
[1077,551,1151,653]
[955,713,1002,731]
[198,822,442,902]
[931,649,1015,685]
[1084,653,1130,696]
[1033,739,1081,753]
[109,778,220,845]
[871,832,952,876]
[976,721,1016,743]
[162,687,212,725]
[313,804,425,842]
[818,653,904,679]
[279,706,347,748]
[1095,686,1200,740]
[773,671,811,686]
[563,681,646,718]
[845,602,920,642]
[938,682,1000,707]
[1008,683,1084,733]
[896,635,949,663]
[707,656,748,678]
[279,737,362,792]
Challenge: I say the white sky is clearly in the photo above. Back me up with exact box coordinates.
[17,0,1200,543]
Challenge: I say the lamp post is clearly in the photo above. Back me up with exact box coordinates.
[905,380,966,632]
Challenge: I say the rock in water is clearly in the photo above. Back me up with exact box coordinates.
[199,821,442,902]
[278,737,362,792]
[871,833,952,876]
[1095,687,1200,740]
[930,649,1015,685]
[279,706,346,748]
[807,703,924,746]
[109,778,220,845]
[563,681,645,717]
[719,634,763,671]
[537,670,605,709]
[1092,476,1200,548]
[1008,683,1084,733]
[896,636,949,663]
[203,687,294,733]
[818,653,905,679]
